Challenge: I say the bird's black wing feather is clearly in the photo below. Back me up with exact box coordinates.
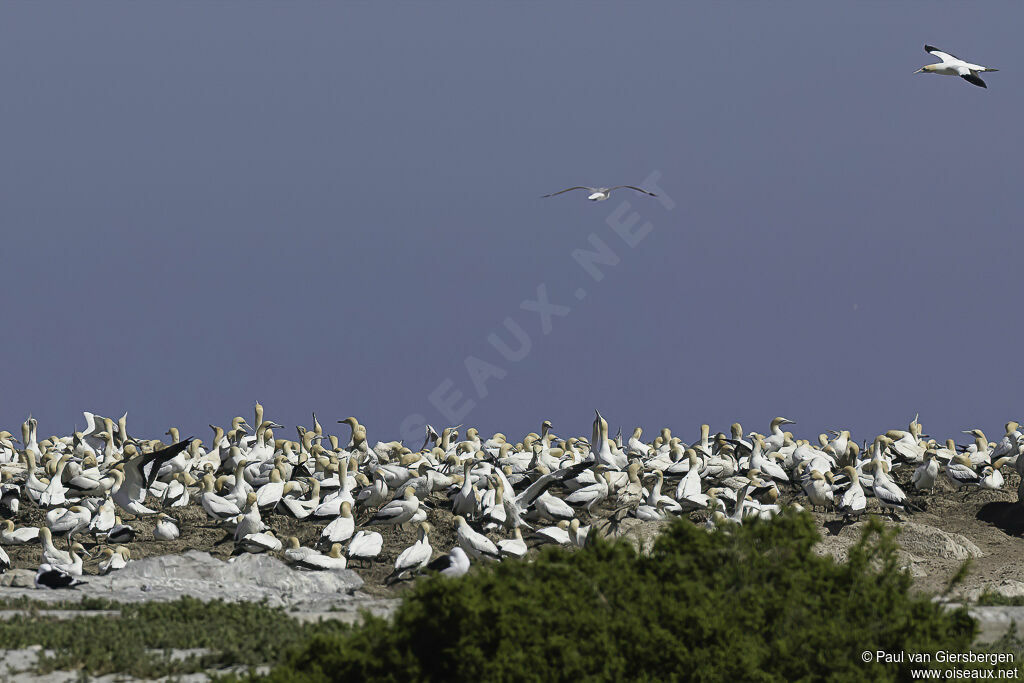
[426,554,452,572]
[138,438,194,489]
[961,73,987,88]
[925,44,962,60]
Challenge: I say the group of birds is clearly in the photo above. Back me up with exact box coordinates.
[0,404,1019,590]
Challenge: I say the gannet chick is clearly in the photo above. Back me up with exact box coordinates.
[154,514,180,541]
[427,547,471,578]
[542,185,657,201]
[916,44,998,88]
[35,563,87,589]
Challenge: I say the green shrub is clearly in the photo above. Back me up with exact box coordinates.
[0,597,349,678]
[266,512,1014,682]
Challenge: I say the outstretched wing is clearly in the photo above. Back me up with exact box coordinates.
[137,438,194,489]
[961,73,987,88]
[925,45,961,64]
[542,186,592,198]
[609,185,657,197]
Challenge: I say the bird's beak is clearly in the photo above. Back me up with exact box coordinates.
[914,68,925,74]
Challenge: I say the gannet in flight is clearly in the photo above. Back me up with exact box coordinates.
[542,186,657,202]
[915,45,998,88]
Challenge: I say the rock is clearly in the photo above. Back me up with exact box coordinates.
[960,580,1024,603]
[81,551,363,604]
[897,523,983,561]
[597,518,668,555]
[0,569,36,588]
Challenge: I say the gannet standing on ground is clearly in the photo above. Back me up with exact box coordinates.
[916,45,998,88]
[386,523,432,584]
[837,466,866,521]
[912,451,940,493]
[542,185,658,202]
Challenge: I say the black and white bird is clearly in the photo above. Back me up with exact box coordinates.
[427,547,471,578]
[35,563,87,589]
[106,517,137,544]
[542,186,657,202]
[915,45,998,88]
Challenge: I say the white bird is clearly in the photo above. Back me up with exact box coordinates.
[533,520,572,546]
[837,466,866,520]
[427,546,471,578]
[497,528,528,559]
[238,531,282,553]
[945,455,981,491]
[916,44,998,88]
[154,514,180,541]
[98,546,130,574]
[979,465,1004,491]
[366,486,420,528]
[454,515,501,560]
[872,462,910,517]
[387,523,432,584]
[293,543,347,570]
[346,530,384,566]
[320,501,356,544]
[912,451,940,492]
[542,185,657,202]
[107,517,137,544]
[198,475,242,522]
[0,520,39,544]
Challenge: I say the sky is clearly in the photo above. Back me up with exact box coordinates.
[2,2,1022,448]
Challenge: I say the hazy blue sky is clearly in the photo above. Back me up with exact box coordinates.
[2,2,1022,447]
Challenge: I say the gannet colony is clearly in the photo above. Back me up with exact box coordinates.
[0,405,1020,591]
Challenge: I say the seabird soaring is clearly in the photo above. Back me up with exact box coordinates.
[916,45,998,88]
[541,186,657,202]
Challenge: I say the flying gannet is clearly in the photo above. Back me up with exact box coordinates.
[916,45,998,88]
[541,186,657,202]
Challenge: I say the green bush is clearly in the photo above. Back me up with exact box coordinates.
[266,513,1014,682]
[0,597,349,678]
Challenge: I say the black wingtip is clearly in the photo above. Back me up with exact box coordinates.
[924,44,938,53]
[961,73,987,88]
